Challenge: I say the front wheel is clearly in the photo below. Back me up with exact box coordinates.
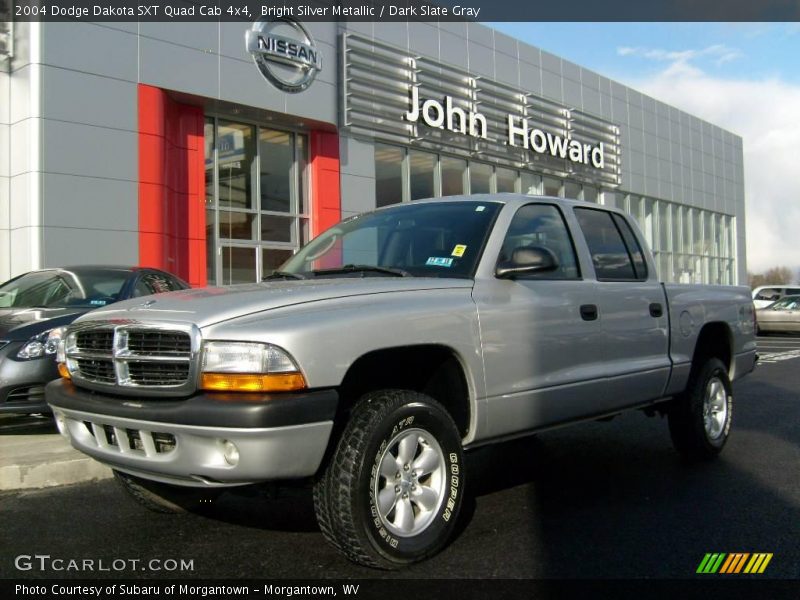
[668,357,733,461]
[313,390,464,569]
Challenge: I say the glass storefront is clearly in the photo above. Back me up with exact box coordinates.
[205,117,308,284]
[372,142,736,285]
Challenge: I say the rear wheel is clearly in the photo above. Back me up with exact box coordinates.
[113,470,220,514]
[313,390,464,569]
[668,358,733,461]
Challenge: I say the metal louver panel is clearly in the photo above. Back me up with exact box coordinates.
[342,33,621,187]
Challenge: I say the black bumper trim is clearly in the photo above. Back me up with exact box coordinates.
[45,379,338,429]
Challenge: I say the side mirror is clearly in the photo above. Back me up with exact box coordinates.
[496,246,559,279]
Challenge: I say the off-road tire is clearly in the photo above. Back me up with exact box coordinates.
[113,470,219,514]
[668,358,733,461]
[313,390,464,569]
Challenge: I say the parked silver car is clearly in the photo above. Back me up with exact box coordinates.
[756,295,800,334]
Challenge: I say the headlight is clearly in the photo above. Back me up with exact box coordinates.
[200,341,306,392]
[17,326,68,360]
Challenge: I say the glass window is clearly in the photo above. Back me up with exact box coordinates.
[205,119,217,284]
[206,118,307,285]
[217,121,255,210]
[441,156,466,196]
[703,210,714,255]
[643,198,655,248]
[658,201,671,252]
[219,210,256,240]
[470,162,492,194]
[564,181,581,200]
[574,208,637,280]
[521,173,542,195]
[543,177,562,197]
[612,214,648,280]
[297,135,308,215]
[496,167,518,193]
[681,207,692,256]
[259,129,293,213]
[583,186,598,203]
[409,150,436,200]
[500,204,580,279]
[261,248,295,279]
[282,201,503,279]
[221,247,256,284]
[692,209,703,255]
[375,144,404,208]
[133,273,184,297]
[261,215,294,243]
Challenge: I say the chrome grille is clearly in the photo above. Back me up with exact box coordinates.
[75,330,114,353]
[76,358,116,384]
[128,362,190,386]
[66,324,197,395]
[127,331,191,356]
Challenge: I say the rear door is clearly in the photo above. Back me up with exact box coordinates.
[572,208,670,406]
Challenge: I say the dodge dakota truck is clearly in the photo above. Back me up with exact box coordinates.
[46,195,757,568]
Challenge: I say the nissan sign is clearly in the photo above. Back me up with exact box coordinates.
[246,19,322,93]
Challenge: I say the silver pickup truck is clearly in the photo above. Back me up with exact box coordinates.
[46,195,756,568]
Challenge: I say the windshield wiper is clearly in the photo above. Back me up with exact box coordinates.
[262,271,306,281]
[312,264,412,278]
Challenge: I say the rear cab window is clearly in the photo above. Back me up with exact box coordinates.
[573,208,648,281]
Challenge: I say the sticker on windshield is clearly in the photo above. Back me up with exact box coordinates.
[426,257,454,268]
[451,244,467,258]
[475,206,486,212]
[90,300,107,306]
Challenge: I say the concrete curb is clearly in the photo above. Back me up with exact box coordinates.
[0,433,113,491]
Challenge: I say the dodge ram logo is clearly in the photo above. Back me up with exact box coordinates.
[246,18,322,93]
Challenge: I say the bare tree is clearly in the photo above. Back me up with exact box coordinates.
[748,266,793,289]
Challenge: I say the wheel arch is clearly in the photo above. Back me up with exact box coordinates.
[690,321,733,377]
[334,344,474,439]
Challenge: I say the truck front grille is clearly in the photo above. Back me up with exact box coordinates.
[127,331,191,356]
[128,362,190,386]
[67,325,196,394]
[75,330,114,353]
[76,358,116,384]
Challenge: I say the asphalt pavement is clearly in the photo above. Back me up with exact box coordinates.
[1,336,799,580]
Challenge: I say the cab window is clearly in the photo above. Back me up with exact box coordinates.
[499,204,580,279]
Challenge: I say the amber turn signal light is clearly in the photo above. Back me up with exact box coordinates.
[57,363,71,380]
[200,372,306,393]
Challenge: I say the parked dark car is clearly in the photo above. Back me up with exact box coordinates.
[0,266,189,414]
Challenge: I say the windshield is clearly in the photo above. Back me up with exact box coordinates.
[769,295,800,311]
[0,269,129,309]
[280,201,502,279]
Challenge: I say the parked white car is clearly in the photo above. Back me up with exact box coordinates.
[752,285,800,309]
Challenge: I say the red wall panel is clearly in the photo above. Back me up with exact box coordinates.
[309,130,341,238]
[138,84,206,287]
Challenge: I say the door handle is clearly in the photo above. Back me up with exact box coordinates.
[649,303,664,318]
[580,304,598,321]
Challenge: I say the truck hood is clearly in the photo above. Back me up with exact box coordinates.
[73,278,474,328]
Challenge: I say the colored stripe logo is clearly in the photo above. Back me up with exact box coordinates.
[697,553,773,574]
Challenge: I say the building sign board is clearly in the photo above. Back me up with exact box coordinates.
[342,33,620,187]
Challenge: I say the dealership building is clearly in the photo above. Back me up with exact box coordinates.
[0,18,746,287]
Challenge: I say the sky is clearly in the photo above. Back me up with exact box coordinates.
[490,23,800,277]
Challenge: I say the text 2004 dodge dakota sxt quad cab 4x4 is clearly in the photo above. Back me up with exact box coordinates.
[46,195,757,568]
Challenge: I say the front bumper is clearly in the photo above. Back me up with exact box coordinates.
[46,379,337,487]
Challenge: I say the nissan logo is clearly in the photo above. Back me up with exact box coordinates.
[246,18,322,93]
